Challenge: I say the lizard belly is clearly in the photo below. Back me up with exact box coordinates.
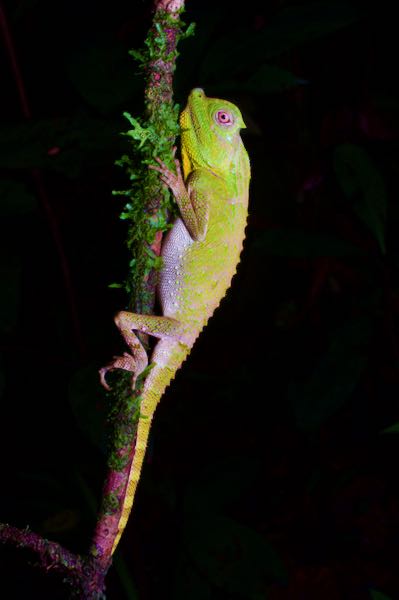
[158,208,246,326]
[158,217,193,317]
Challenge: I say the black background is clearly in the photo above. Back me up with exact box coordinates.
[1,0,399,598]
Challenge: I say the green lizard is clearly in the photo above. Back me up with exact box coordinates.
[100,88,250,553]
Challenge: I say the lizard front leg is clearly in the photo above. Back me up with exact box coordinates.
[149,151,209,242]
[99,312,183,390]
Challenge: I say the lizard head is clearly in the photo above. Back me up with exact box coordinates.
[180,88,247,177]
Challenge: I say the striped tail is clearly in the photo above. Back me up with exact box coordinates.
[110,407,153,554]
[111,340,189,554]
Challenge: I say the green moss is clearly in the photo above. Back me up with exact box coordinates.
[117,96,181,299]
[112,12,195,310]
[130,11,195,69]
[102,491,122,515]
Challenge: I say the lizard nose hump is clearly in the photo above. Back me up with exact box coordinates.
[191,87,205,97]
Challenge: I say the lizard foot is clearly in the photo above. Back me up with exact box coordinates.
[148,150,186,199]
[99,351,147,391]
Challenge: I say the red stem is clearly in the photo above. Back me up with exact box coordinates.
[0,3,30,118]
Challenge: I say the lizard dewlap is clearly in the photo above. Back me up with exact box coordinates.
[100,88,250,553]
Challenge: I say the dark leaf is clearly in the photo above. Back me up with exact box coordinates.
[334,144,387,253]
[369,590,393,600]
[173,555,213,599]
[200,2,360,82]
[215,65,304,95]
[0,117,121,177]
[41,509,80,534]
[184,514,286,596]
[293,316,373,430]
[13,471,77,516]
[183,458,259,513]
[244,65,306,93]
[65,38,142,114]
[381,422,399,434]
[261,1,360,55]
[0,180,37,216]
[112,555,140,600]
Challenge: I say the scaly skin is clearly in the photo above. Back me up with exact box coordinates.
[100,88,250,554]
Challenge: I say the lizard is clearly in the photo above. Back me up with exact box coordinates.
[99,88,250,554]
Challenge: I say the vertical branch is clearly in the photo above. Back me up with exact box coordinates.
[90,0,187,569]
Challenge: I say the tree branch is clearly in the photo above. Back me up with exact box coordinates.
[91,0,187,566]
[0,523,106,599]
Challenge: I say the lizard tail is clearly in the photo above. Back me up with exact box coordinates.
[110,410,152,554]
[111,340,189,554]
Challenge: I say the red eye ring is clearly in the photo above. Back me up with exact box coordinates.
[215,110,234,126]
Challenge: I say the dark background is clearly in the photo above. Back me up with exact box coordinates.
[1,0,399,598]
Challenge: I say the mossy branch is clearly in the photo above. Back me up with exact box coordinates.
[113,5,194,311]
[90,0,194,570]
[105,3,195,314]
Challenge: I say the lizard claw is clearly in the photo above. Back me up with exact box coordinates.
[99,352,141,391]
[99,366,112,391]
[149,155,185,197]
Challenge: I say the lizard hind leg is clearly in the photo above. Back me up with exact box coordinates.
[99,311,182,390]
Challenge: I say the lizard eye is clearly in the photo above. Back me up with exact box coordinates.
[215,110,234,127]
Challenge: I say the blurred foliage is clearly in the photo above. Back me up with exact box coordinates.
[1,0,399,598]
[369,591,393,600]
[0,117,123,177]
[65,36,143,115]
[292,315,374,430]
[334,144,387,253]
